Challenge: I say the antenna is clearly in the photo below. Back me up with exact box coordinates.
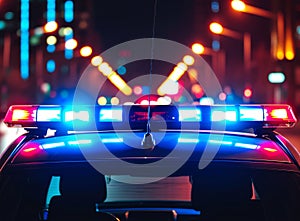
[141,0,158,150]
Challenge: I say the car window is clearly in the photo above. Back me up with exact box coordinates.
[1,164,300,221]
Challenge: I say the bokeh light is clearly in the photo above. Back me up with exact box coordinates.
[44,21,58,33]
[191,43,204,54]
[183,55,195,65]
[133,86,143,95]
[97,96,107,105]
[65,39,77,50]
[40,82,51,94]
[46,36,57,45]
[91,56,103,66]
[80,46,92,57]
[111,97,120,105]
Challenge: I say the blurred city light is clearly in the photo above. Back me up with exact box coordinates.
[157,80,179,95]
[183,55,195,65]
[231,0,293,61]
[231,0,274,18]
[133,86,143,95]
[30,35,40,46]
[117,66,127,75]
[212,40,220,51]
[209,21,251,70]
[33,27,44,36]
[97,96,107,105]
[191,84,204,98]
[44,21,58,33]
[276,13,285,60]
[46,60,56,73]
[209,22,223,34]
[268,72,285,84]
[98,62,112,76]
[231,0,245,12]
[97,60,132,95]
[211,1,220,13]
[65,39,77,50]
[4,12,14,20]
[64,27,73,35]
[158,62,187,95]
[46,36,57,45]
[243,88,253,98]
[91,56,103,66]
[64,28,74,59]
[218,92,227,101]
[200,97,214,105]
[47,0,56,22]
[80,46,92,57]
[191,43,204,54]
[187,68,198,83]
[0,21,6,30]
[40,82,51,94]
[111,97,120,105]
[107,72,132,96]
[64,0,74,23]
[47,45,56,53]
[20,0,30,80]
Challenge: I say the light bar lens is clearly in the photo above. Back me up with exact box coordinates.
[3,104,297,130]
[64,110,90,122]
[37,107,61,122]
[211,107,237,122]
[240,106,264,121]
[99,107,122,122]
[178,107,201,121]
[12,107,37,122]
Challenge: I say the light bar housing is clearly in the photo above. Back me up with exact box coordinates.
[3,104,297,131]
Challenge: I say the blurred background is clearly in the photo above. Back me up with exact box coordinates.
[1,0,300,149]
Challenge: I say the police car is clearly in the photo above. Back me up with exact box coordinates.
[0,104,299,221]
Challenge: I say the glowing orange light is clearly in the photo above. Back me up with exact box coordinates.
[192,43,205,54]
[91,56,103,66]
[23,147,37,153]
[80,46,93,57]
[157,62,187,95]
[97,96,107,105]
[44,21,58,33]
[12,110,30,121]
[270,109,288,119]
[107,72,132,96]
[243,88,252,98]
[231,0,246,12]
[65,39,78,50]
[98,62,112,76]
[263,147,278,153]
[209,22,223,34]
[191,84,204,98]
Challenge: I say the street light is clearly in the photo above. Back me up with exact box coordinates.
[231,0,273,18]
[231,0,294,61]
[191,42,216,55]
[209,22,251,71]
[191,42,226,85]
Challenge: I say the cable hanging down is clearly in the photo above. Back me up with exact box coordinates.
[141,0,158,150]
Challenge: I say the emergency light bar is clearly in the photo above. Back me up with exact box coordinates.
[3,104,297,131]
